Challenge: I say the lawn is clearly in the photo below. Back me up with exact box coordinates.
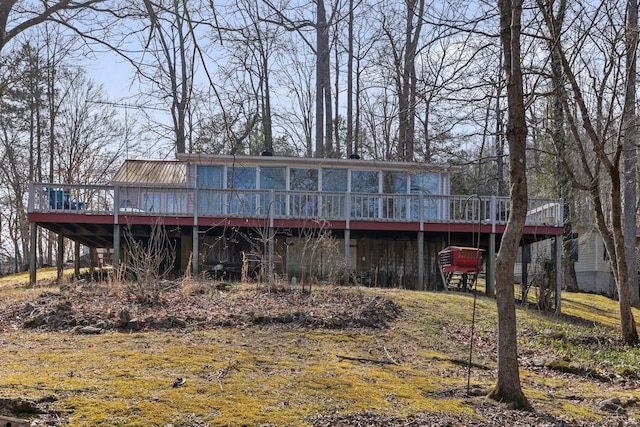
[0,272,639,426]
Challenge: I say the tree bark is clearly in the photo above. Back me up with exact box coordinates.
[488,0,532,411]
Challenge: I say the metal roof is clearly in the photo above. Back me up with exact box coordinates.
[111,160,187,185]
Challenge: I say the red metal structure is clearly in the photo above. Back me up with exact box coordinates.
[438,246,485,290]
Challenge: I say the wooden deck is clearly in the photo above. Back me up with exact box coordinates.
[28,182,563,248]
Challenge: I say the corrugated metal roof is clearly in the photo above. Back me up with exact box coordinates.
[112,160,187,185]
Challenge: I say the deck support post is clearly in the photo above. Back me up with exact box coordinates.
[74,241,80,277]
[113,224,120,271]
[268,226,274,284]
[418,231,424,290]
[521,243,528,303]
[344,229,350,284]
[487,233,496,297]
[29,222,37,285]
[555,236,562,314]
[192,226,199,275]
[57,233,64,281]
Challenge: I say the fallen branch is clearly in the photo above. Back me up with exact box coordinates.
[335,354,397,365]
[216,362,239,392]
[383,346,401,366]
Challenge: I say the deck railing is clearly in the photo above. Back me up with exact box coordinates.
[29,183,563,227]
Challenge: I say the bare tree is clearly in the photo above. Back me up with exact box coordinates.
[123,220,176,304]
[487,0,532,410]
[536,0,639,344]
[0,0,109,53]
[54,69,125,184]
[623,0,638,306]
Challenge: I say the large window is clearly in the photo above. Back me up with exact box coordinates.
[260,167,286,215]
[142,192,161,212]
[228,166,257,215]
[290,168,318,216]
[322,168,347,192]
[351,170,378,218]
[410,173,439,220]
[197,165,223,189]
[290,168,318,191]
[351,170,378,193]
[260,167,286,190]
[383,171,407,194]
[197,166,224,215]
[382,171,407,219]
[228,166,257,189]
[167,193,186,214]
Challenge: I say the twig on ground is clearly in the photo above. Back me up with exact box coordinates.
[383,346,401,365]
[216,362,239,392]
[335,354,397,365]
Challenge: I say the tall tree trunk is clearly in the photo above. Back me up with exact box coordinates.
[262,54,273,153]
[495,56,506,196]
[488,0,532,411]
[315,0,332,157]
[547,0,578,291]
[346,0,354,158]
[624,0,639,306]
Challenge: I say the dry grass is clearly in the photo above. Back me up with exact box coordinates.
[0,271,640,426]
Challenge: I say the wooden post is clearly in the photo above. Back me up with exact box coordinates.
[487,233,496,297]
[555,236,562,314]
[344,229,350,284]
[417,231,424,290]
[57,233,64,281]
[29,222,37,285]
[192,226,199,275]
[74,241,80,277]
[113,224,120,270]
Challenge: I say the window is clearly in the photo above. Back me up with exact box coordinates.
[228,166,257,189]
[351,170,378,218]
[197,165,223,189]
[410,173,439,219]
[260,167,286,190]
[167,193,186,214]
[383,171,407,194]
[410,173,438,195]
[571,233,579,262]
[197,166,224,215]
[228,166,257,215]
[351,170,378,193]
[290,168,318,216]
[382,171,407,220]
[322,168,347,191]
[259,167,286,215]
[142,193,161,212]
[290,168,318,191]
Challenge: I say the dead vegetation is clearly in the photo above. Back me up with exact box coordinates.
[0,275,639,426]
[6,279,402,333]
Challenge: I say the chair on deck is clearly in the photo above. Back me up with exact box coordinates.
[45,188,84,210]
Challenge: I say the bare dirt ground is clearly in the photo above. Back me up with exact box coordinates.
[0,278,639,426]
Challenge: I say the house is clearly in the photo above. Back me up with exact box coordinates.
[27,154,564,292]
[516,227,620,298]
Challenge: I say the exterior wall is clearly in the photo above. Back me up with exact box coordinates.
[515,229,616,297]
[575,270,616,296]
[574,229,611,274]
[573,229,615,297]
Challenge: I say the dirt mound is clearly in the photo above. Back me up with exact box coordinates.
[3,280,403,333]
